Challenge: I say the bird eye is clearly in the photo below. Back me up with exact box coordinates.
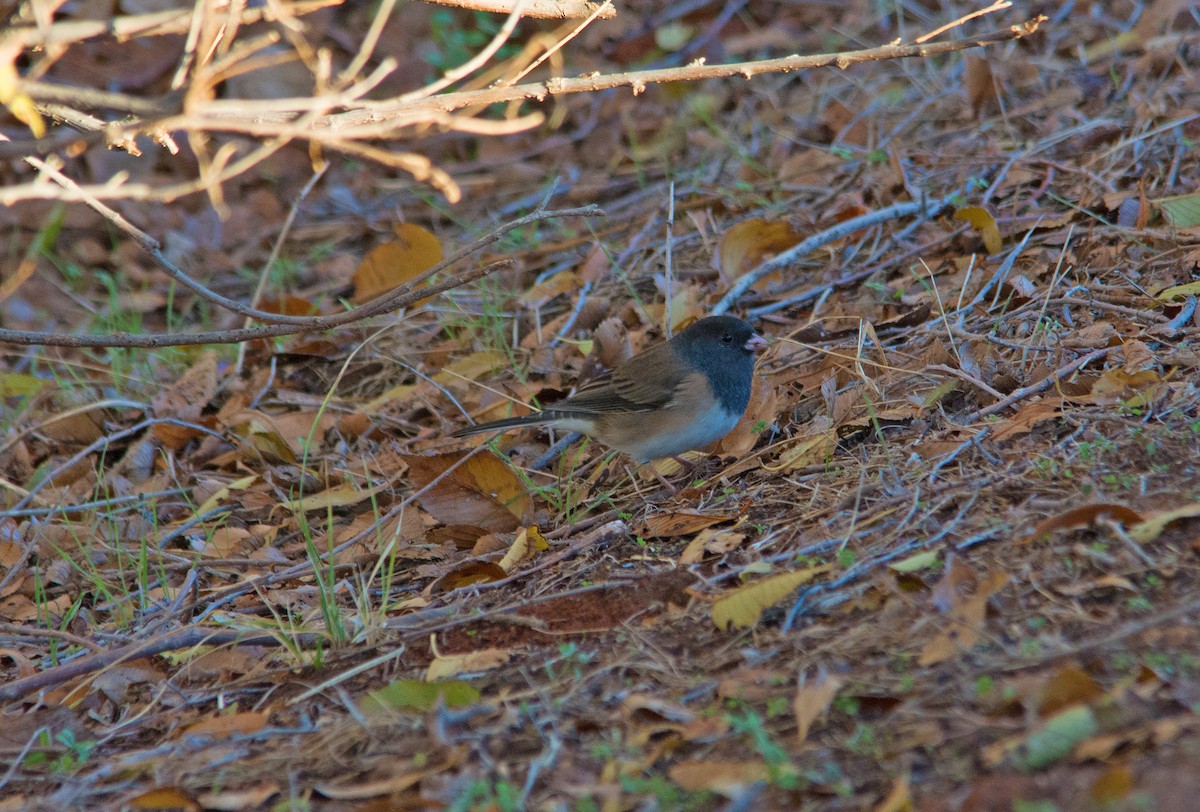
[721,333,733,344]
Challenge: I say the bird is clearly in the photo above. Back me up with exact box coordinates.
[452,315,768,464]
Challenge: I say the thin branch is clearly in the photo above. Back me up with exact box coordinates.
[713,189,964,315]
[420,0,615,19]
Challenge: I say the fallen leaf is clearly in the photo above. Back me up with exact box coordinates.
[919,555,1008,665]
[794,669,842,744]
[360,679,480,715]
[182,710,269,741]
[1129,502,1200,544]
[497,525,549,573]
[352,222,443,303]
[426,647,513,681]
[717,218,803,280]
[403,451,530,532]
[954,206,1002,254]
[712,565,830,630]
[668,760,770,794]
[1023,502,1143,544]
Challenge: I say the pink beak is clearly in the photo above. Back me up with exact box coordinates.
[745,334,769,354]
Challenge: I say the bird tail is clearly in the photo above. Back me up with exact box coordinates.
[451,412,548,438]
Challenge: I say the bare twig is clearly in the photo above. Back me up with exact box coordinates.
[421,0,614,19]
[713,189,964,315]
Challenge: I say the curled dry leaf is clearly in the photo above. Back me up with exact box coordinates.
[954,205,1002,255]
[497,525,549,573]
[1128,502,1200,544]
[668,760,771,795]
[428,559,509,593]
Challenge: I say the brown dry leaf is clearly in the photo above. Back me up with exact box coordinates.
[195,474,259,517]
[990,399,1063,443]
[1080,368,1166,407]
[226,413,298,465]
[1023,502,1143,544]
[1054,573,1139,597]
[679,528,747,565]
[125,787,200,811]
[954,206,1002,254]
[717,218,803,280]
[182,710,269,741]
[712,564,830,630]
[823,98,869,146]
[715,377,778,456]
[352,222,443,303]
[1090,765,1135,806]
[919,556,1008,666]
[433,350,509,387]
[1038,666,1105,717]
[428,559,509,592]
[668,760,770,794]
[426,647,513,681]
[403,451,530,532]
[151,351,217,449]
[258,294,320,317]
[964,55,997,117]
[0,52,45,138]
[201,527,253,558]
[640,509,740,539]
[0,648,36,678]
[793,669,842,745]
[40,410,104,444]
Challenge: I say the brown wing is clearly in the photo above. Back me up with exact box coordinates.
[545,341,687,416]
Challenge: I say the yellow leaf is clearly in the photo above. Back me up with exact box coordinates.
[712,565,830,630]
[497,525,548,573]
[1157,279,1200,302]
[1129,502,1200,544]
[433,350,508,386]
[352,223,443,303]
[0,60,45,138]
[287,478,394,513]
[195,475,259,516]
[953,206,1002,254]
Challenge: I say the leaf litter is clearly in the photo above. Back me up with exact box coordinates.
[2,1,1200,809]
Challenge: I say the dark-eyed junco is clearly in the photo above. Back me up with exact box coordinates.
[453,315,768,463]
